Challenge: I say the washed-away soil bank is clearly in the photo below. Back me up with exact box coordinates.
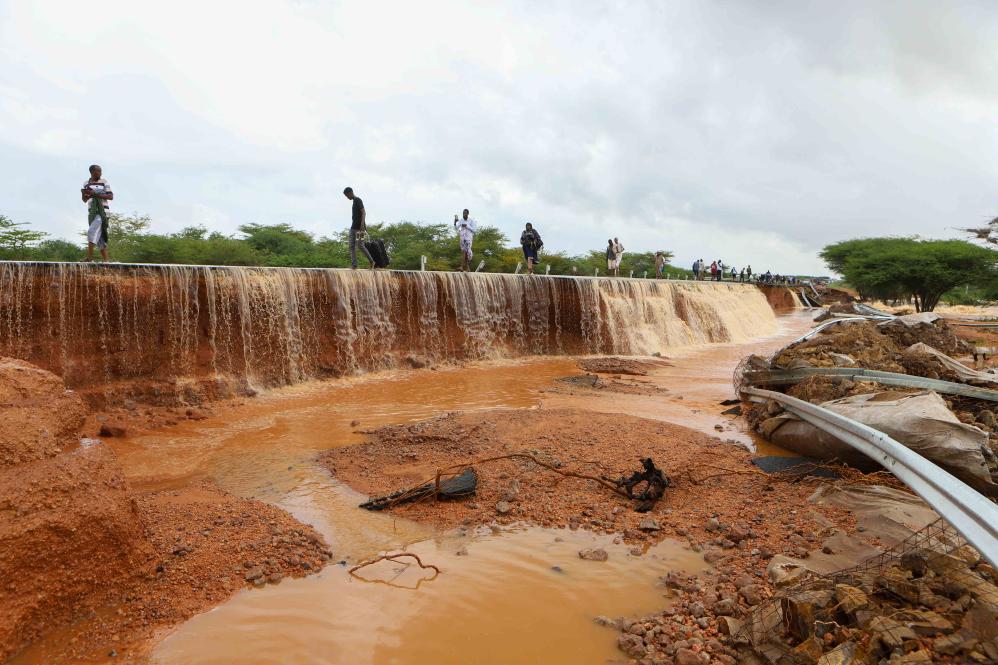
[0,357,331,663]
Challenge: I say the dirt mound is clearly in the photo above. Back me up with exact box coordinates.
[0,357,88,467]
[0,442,154,661]
[576,357,668,375]
[784,376,908,404]
[0,357,331,662]
[774,321,905,373]
[878,316,972,357]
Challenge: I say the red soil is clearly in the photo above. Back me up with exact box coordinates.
[0,358,331,663]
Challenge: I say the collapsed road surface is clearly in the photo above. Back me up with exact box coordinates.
[9,264,986,664]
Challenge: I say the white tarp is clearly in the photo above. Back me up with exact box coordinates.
[904,342,998,386]
[764,390,997,495]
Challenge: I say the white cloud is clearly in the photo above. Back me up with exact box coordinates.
[1,0,997,273]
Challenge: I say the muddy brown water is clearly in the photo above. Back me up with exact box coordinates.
[21,311,815,664]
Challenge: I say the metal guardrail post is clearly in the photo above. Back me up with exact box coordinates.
[741,386,998,568]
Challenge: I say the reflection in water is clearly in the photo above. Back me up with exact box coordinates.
[153,528,707,665]
[105,315,813,664]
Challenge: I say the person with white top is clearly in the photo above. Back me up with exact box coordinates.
[454,208,477,272]
[81,164,113,262]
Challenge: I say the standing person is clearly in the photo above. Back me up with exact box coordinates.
[343,187,374,270]
[611,238,625,276]
[691,258,699,279]
[747,265,753,282]
[730,266,737,281]
[520,222,543,274]
[655,251,666,278]
[710,260,717,281]
[454,209,477,272]
[739,267,746,282]
[81,164,113,262]
[606,239,616,275]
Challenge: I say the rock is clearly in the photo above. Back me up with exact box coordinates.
[455,546,468,556]
[579,548,608,562]
[868,616,917,650]
[816,642,857,665]
[674,647,703,665]
[266,572,283,584]
[767,555,806,586]
[617,633,644,657]
[782,589,833,641]
[900,551,929,577]
[714,598,736,616]
[638,518,660,532]
[891,650,931,663]
[739,584,766,606]
[244,566,265,582]
[934,632,978,655]
[876,567,921,603]
[733,574,755,590]
[830,353,856,367]
[833,584,868,615]
[703,549,725,564]
[350,420,360,427]
[792,636,823,663]
[898,608,952,636]
[705,517,721,532]
[689,602,705,618]
[495,500,513,515]
[593,615,619,628]
[503,479,521,502]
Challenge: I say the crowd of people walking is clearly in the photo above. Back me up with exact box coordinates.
[77,166,801,282]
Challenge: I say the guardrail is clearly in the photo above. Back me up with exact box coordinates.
[743,366,998,402]
[741,386,998,568]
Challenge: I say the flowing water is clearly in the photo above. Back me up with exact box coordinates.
[0,262,806,664]
[0,263,778,398]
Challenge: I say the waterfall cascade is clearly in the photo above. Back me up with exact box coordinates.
[0,263,779,404]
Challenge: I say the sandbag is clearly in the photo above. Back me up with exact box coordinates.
[904,342,998,386]
[765,390,996,495]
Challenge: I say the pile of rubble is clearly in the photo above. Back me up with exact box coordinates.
[730,522,998,665]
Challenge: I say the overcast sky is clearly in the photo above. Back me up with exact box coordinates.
[1,1,996,273]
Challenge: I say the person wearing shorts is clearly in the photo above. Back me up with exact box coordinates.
[520,222,543,274]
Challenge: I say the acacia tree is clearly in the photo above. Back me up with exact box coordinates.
[0,214,47,259]
[820,237,997,312]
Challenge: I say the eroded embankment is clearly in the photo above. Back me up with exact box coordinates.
[0,263,778,408]
[0,357,331,663]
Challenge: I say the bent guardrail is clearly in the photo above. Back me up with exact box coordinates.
[743,366,998,402]
[740,386,998,568]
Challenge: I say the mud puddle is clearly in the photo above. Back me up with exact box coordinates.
[153,528,707,665]
[23,314,814,664]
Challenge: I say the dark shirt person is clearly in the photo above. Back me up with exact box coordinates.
[520,223,543,274]
[343,187,374,269]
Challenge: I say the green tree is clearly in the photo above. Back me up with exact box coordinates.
[820,237,998,312]
[0,214,48,259]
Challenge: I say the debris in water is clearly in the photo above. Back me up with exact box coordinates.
[614,458,669,512]
[359,468,478,510]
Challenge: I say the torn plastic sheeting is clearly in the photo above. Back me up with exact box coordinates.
[763,391,997,496]
[904,342,998,386]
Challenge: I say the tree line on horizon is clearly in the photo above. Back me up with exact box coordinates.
[5,212,997,311]
[0,212,685,278]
